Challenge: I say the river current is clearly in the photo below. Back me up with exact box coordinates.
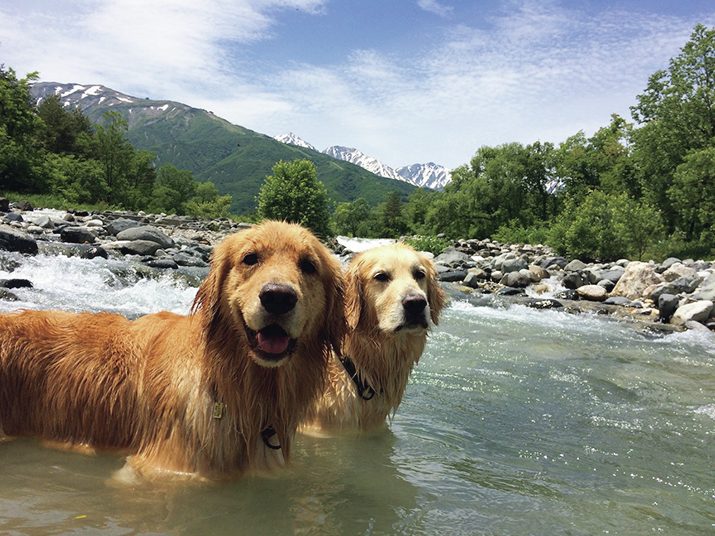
[0,248,713,535]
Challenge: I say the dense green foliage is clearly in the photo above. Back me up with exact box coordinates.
[257,159,331,237]
[0,68,231,217]
[338,25,714,261]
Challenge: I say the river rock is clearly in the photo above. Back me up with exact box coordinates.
[105,218,141,236]
[37,242,107,259]
[693,273,715,301]
[434,248,470,267]
[597,267,625,284]
[0,224,38,254]
[662,263,697,282]
[501,258,527,274]
[540,256,567,269]
[463,269,486,288]
[659,257,682,272]
[528,264,549,282]
[0,198,9,212]
[60,227,96,244]
[611,262,662,300]
[657,293,680,323]
[145,258,179,269]
[562,272,589,290]
[500,270,531,288]
[439,269,468,282]
[671,300,713,326]
[684,320,712,332]
[604,296,634,307]
[496,286,525,296]
[564,259,587,272]
[597,279,615,292]
[490,270,503,283]
[576,284,607,301]
[173,252,209,267]
[4,212,23,223]
[524,298,563,309]
[116,226,174,249]
[104,240,161,256]
[0,278,33,289]
[0,288,18,301]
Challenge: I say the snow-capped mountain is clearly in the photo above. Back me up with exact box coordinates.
[396,162,451,189]
[274,132,316,151]
[323,145,451,189]
[274,134,451,189]
[323,146,402,182]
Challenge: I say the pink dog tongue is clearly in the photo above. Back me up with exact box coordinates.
[257,331,290,354]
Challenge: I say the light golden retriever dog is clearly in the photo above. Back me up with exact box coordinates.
[301,243,445,434]
[0,221,345,480]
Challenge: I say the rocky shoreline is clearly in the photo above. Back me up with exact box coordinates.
[0,199,713,335]
[432,238,715,334]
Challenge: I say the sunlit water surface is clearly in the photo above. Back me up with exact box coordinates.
[1,252,714,535]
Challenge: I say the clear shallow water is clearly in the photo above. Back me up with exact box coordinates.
[1,252,714,535]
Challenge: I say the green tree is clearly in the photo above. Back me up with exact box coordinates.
[151,164,196,214]
[630,24,715,230]
[92,111,134,202]
[184,181,233,218]
[36,95,93,156]
[379,191,407,237]
[668,146,715,246]
[0,66,45,191]
[333,197,370,236]
[257,159,331,236]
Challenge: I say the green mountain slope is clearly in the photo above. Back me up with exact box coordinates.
[31,83,415,213]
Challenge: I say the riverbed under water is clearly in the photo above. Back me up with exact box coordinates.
[1,251,714,535]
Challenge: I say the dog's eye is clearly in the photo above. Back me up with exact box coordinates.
[299,258,317,274]
[414,270,426,280]
[374,272,390,282]
[243,253,259,266]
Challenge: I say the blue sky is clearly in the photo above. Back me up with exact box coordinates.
[1,1,714,169]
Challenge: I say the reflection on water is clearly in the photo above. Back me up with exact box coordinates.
[1,252,715,534]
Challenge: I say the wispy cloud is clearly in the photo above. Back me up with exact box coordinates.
[417,0,453,18]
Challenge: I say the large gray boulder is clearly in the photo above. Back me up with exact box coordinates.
[0,224,38,254]
[597,267,625,284]
[693,273,715,301]
[562,272,589,290]
[60,227,96,244]
[611,262,662,300]
[105,218,142,236]
[657,293,680,323]
[671,300,713,326]
[116,225,174,249]
[500,270,531,288]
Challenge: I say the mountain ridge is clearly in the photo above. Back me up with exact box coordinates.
[274,133,451,189]
[30,82,415,213]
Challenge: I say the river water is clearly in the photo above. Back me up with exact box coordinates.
[1,249,714,535]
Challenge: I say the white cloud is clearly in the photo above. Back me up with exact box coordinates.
[1,0,713,169]
[417,0,453,18]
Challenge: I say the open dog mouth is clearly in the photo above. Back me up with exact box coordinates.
[247,324,297,362]
[394,318,429,332]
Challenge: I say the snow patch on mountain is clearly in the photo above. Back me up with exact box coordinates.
[323,146,401,181]
[396,162,451,189]
[274,133,316,151]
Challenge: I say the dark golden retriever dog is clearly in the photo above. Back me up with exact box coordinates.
[301,243,445,434]
[0,221,345,480]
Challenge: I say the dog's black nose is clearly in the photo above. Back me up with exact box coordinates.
[260,284,298,315]
[403,294,427,316]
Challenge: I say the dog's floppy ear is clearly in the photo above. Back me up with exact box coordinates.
[192,240,230,334]
[423,256,446,325]
[319,250,347,354]
[344,255,364,330]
